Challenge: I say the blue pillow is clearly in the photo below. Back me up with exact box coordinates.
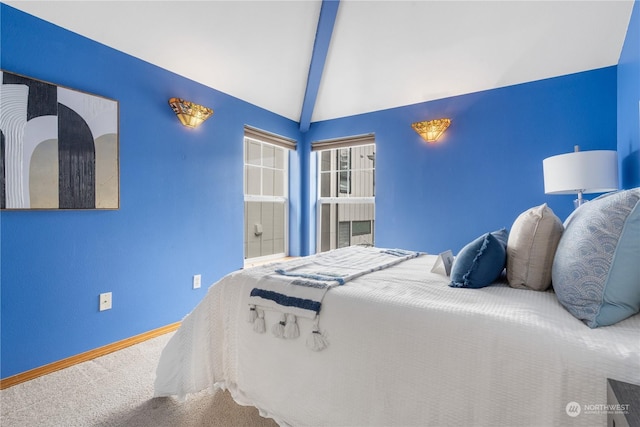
[553,188,640,328]
[450,228,508,289]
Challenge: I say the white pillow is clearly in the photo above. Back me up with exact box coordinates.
[506,203,563,291]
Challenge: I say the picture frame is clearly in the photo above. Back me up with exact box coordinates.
[0,70,119,210]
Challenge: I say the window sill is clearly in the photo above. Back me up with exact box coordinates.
[243,256,297,269]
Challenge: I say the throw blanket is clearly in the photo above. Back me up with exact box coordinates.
[247,246,421,350]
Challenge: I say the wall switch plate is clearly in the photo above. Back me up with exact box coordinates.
[193,274,201,289]
[99,292,112,311]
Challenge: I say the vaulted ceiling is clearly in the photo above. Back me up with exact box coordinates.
[5,0,635,130]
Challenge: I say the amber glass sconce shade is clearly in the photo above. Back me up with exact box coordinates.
[168,98,214,128]
[411,118,451,142]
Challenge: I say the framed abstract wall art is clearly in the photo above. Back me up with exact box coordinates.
[0,71,119,210]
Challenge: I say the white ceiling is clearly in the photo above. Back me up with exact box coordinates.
[5,0,635,125]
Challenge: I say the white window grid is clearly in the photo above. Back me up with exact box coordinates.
[244,137,289,263]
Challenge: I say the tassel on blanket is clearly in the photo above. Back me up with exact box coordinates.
[253,308,266,333]
[272,313,286,338]
[284,314,299,339]
[306,320,328,351]
[247,305,257,323]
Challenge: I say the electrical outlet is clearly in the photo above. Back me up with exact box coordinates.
[193,274,201,289]
[99,292,112,311]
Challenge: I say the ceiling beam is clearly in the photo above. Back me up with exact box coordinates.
[298,0,340,133]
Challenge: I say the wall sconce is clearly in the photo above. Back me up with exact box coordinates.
[543,145,618,209]
[411,118,451,143]
[168,98,214,128]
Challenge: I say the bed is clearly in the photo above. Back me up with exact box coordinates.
[154,189,640,427]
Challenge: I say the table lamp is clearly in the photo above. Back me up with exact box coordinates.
[543,146,618,209]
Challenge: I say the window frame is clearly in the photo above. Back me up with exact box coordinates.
[314,136,375,253]
[243,132,292,265]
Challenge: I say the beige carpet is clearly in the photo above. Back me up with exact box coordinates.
[0,332,278,427]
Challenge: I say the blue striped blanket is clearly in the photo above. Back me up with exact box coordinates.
[249,246,421,319]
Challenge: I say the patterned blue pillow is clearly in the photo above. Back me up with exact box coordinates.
[450,228,508,289]
[552,188,640,328]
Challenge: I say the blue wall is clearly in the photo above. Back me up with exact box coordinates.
[0,2,633,379]
[304,67,618,255]
[618,0,640,189]
[0,5,303,378]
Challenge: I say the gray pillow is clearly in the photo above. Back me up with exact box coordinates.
[552,188,640,328]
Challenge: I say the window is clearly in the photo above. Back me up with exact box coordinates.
[243,127,295,264]
[314,135,375,252]
[338,149,351,194]
[352,220,372,236]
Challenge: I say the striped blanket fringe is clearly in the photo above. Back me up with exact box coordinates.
[249,306,266,334]
[248,305,312,344]
[307,319,328,351]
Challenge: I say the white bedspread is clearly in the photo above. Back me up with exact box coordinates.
[154,251,640,426]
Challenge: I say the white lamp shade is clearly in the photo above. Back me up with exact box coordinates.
[543,150,618,195]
